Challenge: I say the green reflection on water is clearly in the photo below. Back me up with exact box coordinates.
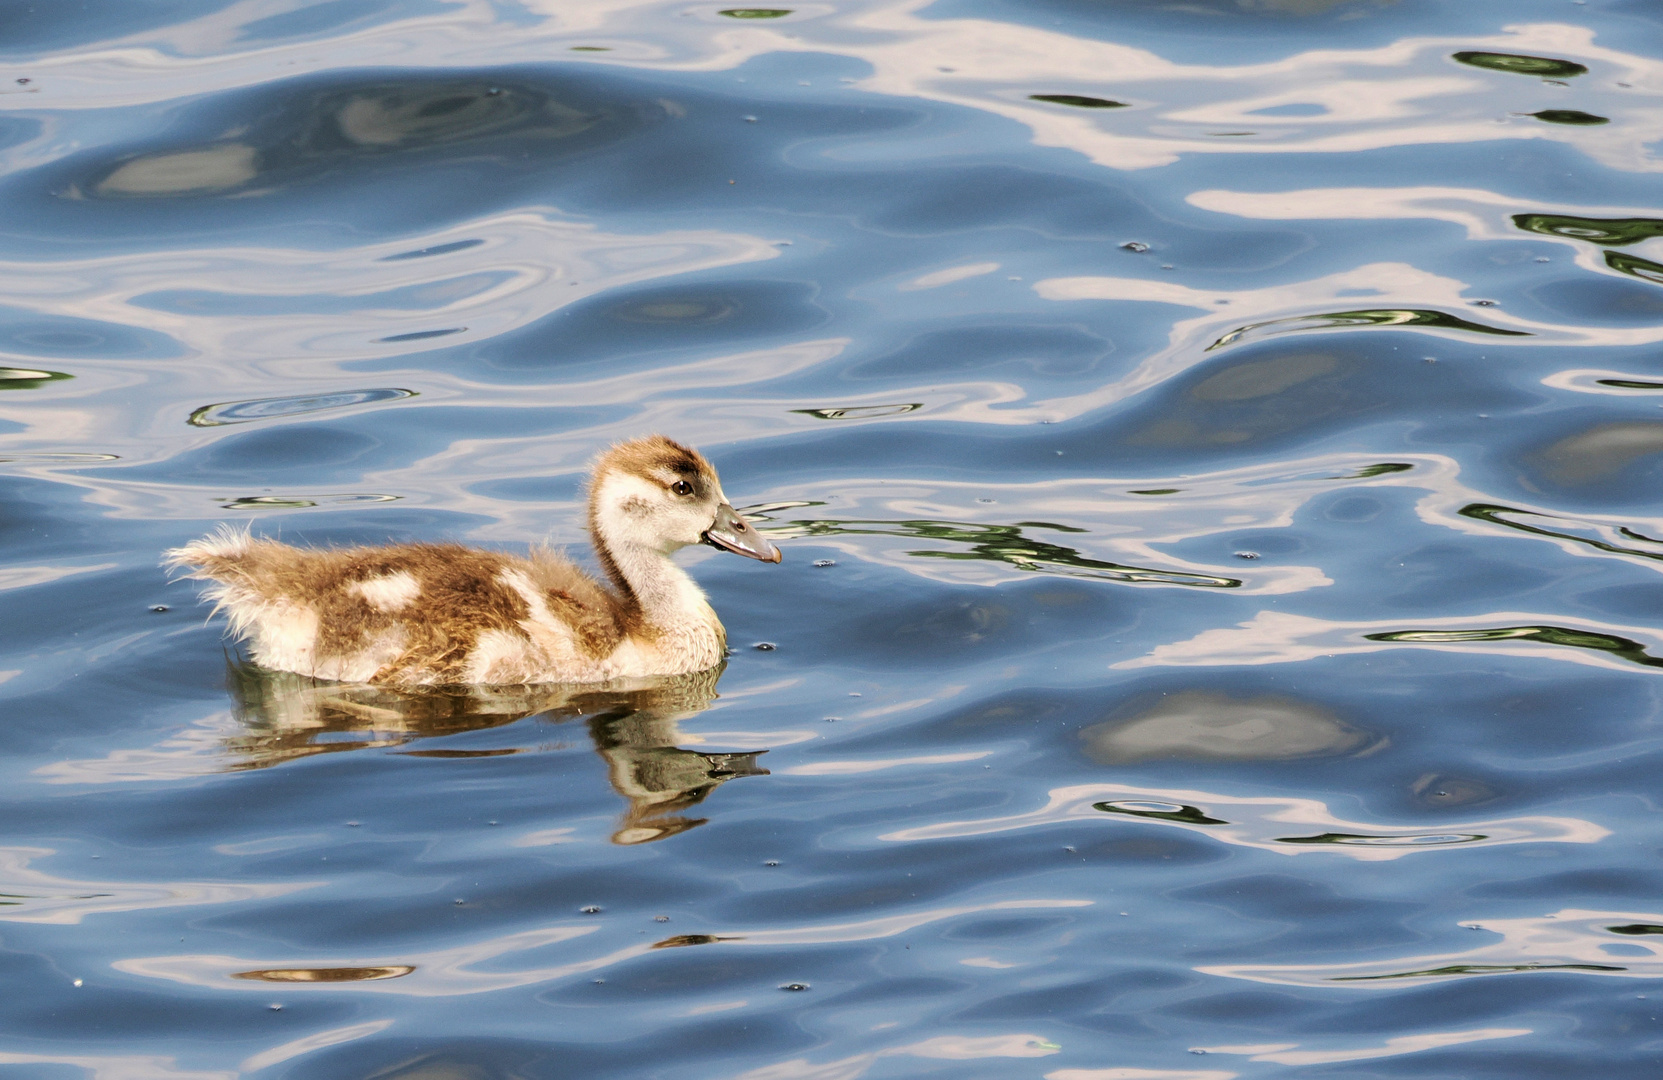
[1513,213,1663,247]
[1605,250,1663,284]
[1092,800,1227,825]
[1608,924,1663,935]
[1530,109,1609,126]
[1334,962,1622,981]
[1460,503,1663,565]
[748,505,1240,588]
[1208,309,1528,350]
[1029,94,1128,109]
[718,7,791,15]
[1452,51,1588,78]
[0,367,71,390]
[1597,379,1663,389]
[1366,623,1663,670]
[1275,832,1485,846]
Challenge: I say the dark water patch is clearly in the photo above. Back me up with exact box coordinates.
[0,306,180,359]
[1453,51,1588,78]
[478,280,826,372]
[1609,924,1663,935]
[792,403,923,420]
[1530,275,1663,322]
[1364,625,1663,670]
[1534,421,1663,486]
[0,366,70,390]
[12,67,680,239]
[719,7,792,16]
[1082,691,1377,762]
[379,327,466,342]
[1513,213,1663,246]
[1029,94,1128,109]
[378,238,485,261]
[188,388,416,426]
[847,323,1112,379]
[1531,109,1610,126]
[1208,308,1528,351]
[753,508,1240,587]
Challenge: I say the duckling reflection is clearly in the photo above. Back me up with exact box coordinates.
[226,660,765,845]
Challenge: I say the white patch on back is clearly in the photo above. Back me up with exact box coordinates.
[350,571,421,612]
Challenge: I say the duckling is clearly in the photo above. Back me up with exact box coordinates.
[166,435,781,687]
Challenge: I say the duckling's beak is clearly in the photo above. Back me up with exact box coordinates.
[704,503,782,563]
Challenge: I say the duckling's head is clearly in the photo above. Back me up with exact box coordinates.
[588,435,781,563]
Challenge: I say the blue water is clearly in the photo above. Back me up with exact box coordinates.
[4,0,1663,1075]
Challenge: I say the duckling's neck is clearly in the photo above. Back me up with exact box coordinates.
[601,536,714,629]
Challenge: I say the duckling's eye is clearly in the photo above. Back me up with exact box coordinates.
[671,480,694,497]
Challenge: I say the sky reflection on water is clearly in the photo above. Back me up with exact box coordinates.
[5,0,1663,1077]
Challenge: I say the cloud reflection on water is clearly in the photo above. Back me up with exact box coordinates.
[880,782,1604,859]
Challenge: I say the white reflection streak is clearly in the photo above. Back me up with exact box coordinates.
[0,563,117,591]
[239,1020,394,1073]
[0,213,779,385]
[12,0,1663,173]
[899,262,1000,291]
[35,712,241,784]
[737,1033,1059,1080]
[114,900,1089,996]
[1046,1070,1236,1080]
[0,846,316,925]
[0,1053,233,1080]
[1118,609,1663,675]
[1195,1027,1529,1065]
[1201,909,1663,987]
[880,783,1606,860]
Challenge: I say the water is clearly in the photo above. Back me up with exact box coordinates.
[3,0,1663,1075]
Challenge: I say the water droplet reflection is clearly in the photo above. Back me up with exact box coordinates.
[188,388,416,427]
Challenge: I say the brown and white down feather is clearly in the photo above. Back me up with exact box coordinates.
[165,436,780,687]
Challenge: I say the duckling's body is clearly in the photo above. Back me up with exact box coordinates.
[166,436,780,687]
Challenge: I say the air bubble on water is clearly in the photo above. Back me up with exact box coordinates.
[150,604,169,613]
[765,860,780,867]
[1234,551,1260,560]
[753,642,776,651]
[582,905,603,914]
[72,979,82,987]
[1121,241,1150,253]
[269,1003,282,1011]
[780,983,810,991]
[813,559,835,567]
[654,915,669,922]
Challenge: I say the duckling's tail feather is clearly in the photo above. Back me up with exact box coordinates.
[163,525,280,641]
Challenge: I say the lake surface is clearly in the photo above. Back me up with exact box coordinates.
[4,0,1663,1076]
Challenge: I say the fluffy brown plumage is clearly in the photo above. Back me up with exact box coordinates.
[166,435,780,687]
